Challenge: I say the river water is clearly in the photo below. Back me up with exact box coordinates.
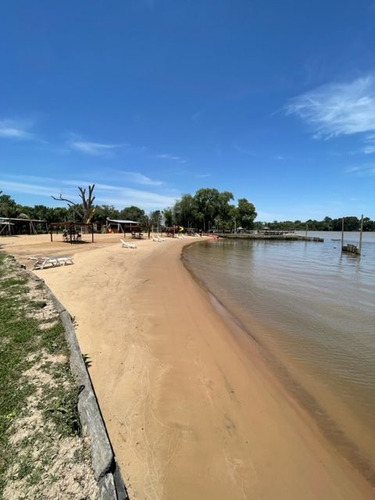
[183,231,375,480]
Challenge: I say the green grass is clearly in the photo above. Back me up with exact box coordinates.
[0,252,82,497]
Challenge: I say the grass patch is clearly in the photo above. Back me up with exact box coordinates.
[0,252,98,499]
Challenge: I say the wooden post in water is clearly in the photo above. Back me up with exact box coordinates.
[341,217,344,251]
[359,214,363,254]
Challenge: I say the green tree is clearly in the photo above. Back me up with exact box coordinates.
[236,198,257,230]
[322,216,333,231]
[194,188,222,231]
[216,191,235,230]
[92,205,120,222]
[119,206,147,224]
[149,210,163,231]
[363,217,375,231]
[173,194,198,228]
[0,193,17,217]
[163,208,174,227]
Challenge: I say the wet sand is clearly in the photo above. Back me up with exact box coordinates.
[2,233,374,499]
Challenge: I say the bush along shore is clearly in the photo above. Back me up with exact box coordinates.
[0,252,99,499]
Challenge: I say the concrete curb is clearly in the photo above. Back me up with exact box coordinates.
[33,275,129,500]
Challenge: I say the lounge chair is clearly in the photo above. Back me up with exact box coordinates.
[152,236,165,242]
[121,239,137,249]
[29,256,74,270]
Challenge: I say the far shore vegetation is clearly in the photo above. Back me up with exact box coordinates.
[1,186,374,234]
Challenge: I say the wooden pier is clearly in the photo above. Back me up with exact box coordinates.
[216,233,324,242]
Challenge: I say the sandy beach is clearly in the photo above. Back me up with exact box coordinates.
[2,233,374,500]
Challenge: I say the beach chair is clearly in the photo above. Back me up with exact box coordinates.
[152,236,164,242]
[121,239,137,249]
[29,256,74,270]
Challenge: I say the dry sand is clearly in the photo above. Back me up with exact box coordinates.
[2,233,374,499]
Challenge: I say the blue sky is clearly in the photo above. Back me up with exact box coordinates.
[0,0,374,221]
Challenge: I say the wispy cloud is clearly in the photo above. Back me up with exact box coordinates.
[346,164,375,176]
[285,75,375,139]
[0,119,34,140]
[69,140,121,156]
[98,188,177,210]
[122,171,163,186]
[0,174,178,211]
[0,180,57,197]
[155,153,187,163]
[363,134,375,154]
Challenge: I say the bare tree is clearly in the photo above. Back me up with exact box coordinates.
[52,184,96,224]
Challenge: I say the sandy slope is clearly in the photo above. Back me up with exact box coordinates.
[2,233,373,499]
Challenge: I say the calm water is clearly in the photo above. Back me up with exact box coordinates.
[183,232,375,478]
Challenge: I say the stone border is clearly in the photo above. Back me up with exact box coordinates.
[33,274,129,500]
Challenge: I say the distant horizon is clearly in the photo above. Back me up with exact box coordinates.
[1,1,374,220]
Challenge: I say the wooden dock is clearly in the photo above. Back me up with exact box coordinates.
[216,233,324,242]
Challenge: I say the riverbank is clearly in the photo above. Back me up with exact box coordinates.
[2,233,373,499]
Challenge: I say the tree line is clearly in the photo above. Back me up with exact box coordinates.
[257,216,375,232]
[0,189,161,228]
[0,186,258,232]
[1,186,374,232]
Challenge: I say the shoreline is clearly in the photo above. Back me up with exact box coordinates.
[2,234,374,499]
[182,242,375,488]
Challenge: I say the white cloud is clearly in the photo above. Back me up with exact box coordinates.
[67,171,164,187]
[363,145,375,154]
[98,188,178,210]
[285,75,375,138]
[0,119,33,140]
[346,164,375,176]
[0,180,58,197]
[69,141,121,156]
[122,171,164,186]
[155,153,183,161]
[0,174,179,211]
[363,134,375,154]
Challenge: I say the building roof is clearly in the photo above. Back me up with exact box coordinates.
[0,217,46,223]
[106,219,140,224]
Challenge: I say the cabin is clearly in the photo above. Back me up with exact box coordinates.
[105,218,142,234]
